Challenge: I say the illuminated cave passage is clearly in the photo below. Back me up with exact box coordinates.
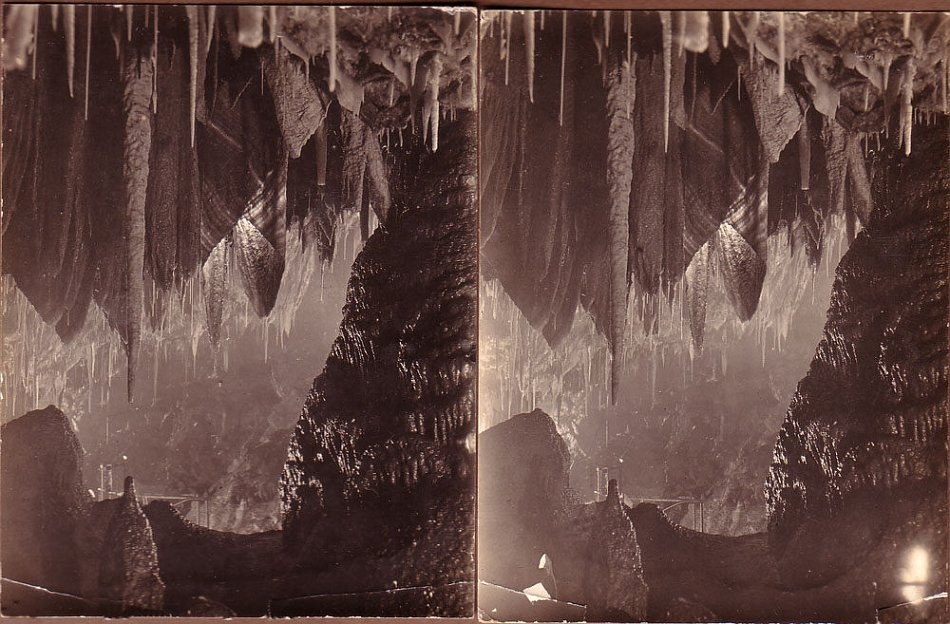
[478,10,948,623]
[1,5,476,617]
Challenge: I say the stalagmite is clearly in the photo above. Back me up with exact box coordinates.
[65,5,75,97]
[798,115,811,190]
[777,12,785,95]
[524,11,535,103]
[84,6,91,120]
[187,6,198,147]
[722,11,730,48]
[560,12,567,126]
[328,7,337,92]
[660,11,672,153]
[121,44,155,402]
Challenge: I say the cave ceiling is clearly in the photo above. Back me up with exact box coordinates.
[1,5,476,402]
[478,10,949,400]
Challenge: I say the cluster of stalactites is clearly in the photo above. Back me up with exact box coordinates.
[1,4,479,403]
[484,10,948,402]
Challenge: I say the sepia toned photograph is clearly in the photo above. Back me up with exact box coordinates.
[478,9,948,623]
[1,3,477,617]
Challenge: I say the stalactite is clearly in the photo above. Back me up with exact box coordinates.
[624,11,632,68]
[187,6,198,148]
[903,12,911,39]
[84,6,91,120]
[31,9,38,80]
[881,51,893,92]
[722,11,730,48]
[676,11,686,57]
[64,5,75,97]
[560,12,567,126]
[524,11,535,103]
[315,125,328,187]
[1,5,37,71]
[683,11,709,54]
[660,10,672,153]
[423,54,443,152]
[328,6,337,92]
[604,10,610,49]
[206,6,216,53]
[604,51,636,404]
[798,115,811,190]
[684,243,710,352]
[944,57,948,113]
[900,59,915,156]
[777,12,786,96]
[237,6,264,48]
[747,12,759,67]
[454,10,461,36]
[126,5,132,41]
[504,12,512,85]
[269,6,278,42]
[152,6,158,113]
[121,44,155,402]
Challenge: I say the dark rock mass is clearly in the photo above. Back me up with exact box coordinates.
[0,406,86,595]
[766,118,949,540]
[277,113,477,610]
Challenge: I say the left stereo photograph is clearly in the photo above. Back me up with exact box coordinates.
[0,4,477,617]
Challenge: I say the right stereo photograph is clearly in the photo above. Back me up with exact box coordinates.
[477,9,948,624]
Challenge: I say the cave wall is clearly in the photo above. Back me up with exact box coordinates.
[766,119,949,539]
